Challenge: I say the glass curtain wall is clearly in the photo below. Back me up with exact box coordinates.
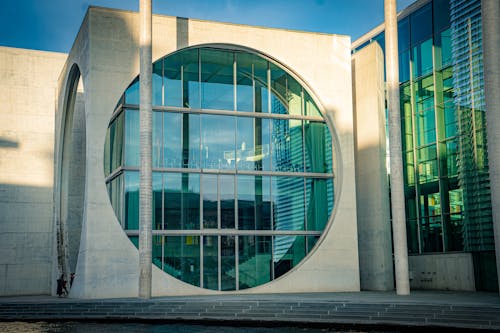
[104,47,335,291]
[353,0,496,291]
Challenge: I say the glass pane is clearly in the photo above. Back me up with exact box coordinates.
[417,145,438,183]
[304,121,330,173]
[152,111,162,168]
[273,236,305,279]
[270,63,287,115]
[125,78,139,104]
[153,61,162,106]
[236,52,253,112]
[203,235,218,290]
[182,48,200,109]
[236,117,271,171]
[304,91,321,117]
[164,172,181,230]
[399,49,410,83]
[220,175,235,229]
[254,56,269,113]
[398,17,410,53]
[104,125,111,176]
[238,236,272,289]
[420,216,443,252]
[307,236,320,253]
[183,173,200,229]
[125,109,139,166]
[287,75,302,116]
[163,112,182,168]
[124,171,139,230]
[446,139,458,177]
[238,175,271,230]
[201,114,236,169]
[202,174,218,228]
[153,172,162,230]
[220,235,236,291]
[306,178,331,231]
[164,236,200,287]
[108,111,124,172]
[433,0,450,33]
[410,3,432,44]
[201,49,234,110]
[164,54,182,107]
[108,173,123,225]
[152,236,163,270]
[412,38,433,78]
[272,177,305,231]
[272,119,303,172]
[183,113,200,168]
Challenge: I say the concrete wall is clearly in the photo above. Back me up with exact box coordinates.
[56,7,359,298]
[0,46,67,295]
[409,253,475,291]
[352,43,394,291]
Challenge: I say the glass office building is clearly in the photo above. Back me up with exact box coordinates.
[104,47,335,291]
[354,0,496,291]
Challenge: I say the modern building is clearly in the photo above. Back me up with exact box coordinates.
[353,0,498,292]
[0,0,497,297]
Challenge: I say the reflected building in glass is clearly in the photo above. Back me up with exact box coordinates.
[103,46,338,292]
[353,0,497,291]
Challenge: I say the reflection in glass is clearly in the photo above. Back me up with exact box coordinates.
[202,174,218,228]
[107,174,123,225]
[238,236,272,289]
[182,49,200,108]
[220,175,235,229]
[124,171,139,230]
[164,54,182,107]
[201,49,234,110]
[203,235,218,290]
[236,117,271,171]
[221,236,236,290]
[125,109,139,166]
[152,236,163,272]
[274,236,305,279]
[153,112,162,168]
[164,173,181,230]
[305,121,328,173]
[153,61,162,106]
[164,236,200,287]
[270,63,287,115]
[163,112,182,168]
[273,177,305,231]
[153,172,162,230]
[236,53,254,112]
[125,78,139,104]
[202,115,235,169]
[272,119,303,172]
[238,175,271,230]
[306,178,330,231]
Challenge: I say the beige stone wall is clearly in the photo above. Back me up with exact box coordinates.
[0,46,66,295]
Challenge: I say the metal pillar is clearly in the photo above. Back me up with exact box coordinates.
[139,0,153,299]
[384,0,410,295]
[481,0,500,293]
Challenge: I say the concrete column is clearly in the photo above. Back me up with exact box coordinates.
[352,43,394,291]
[384,0,410,295]
[139,0,153,299]
[481,0,500,293]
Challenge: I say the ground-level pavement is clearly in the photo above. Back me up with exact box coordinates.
[1,291,499,331]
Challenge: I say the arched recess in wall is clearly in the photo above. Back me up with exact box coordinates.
[57,64,86,278]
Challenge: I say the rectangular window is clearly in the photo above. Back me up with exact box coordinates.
[220,235,236,291]
[271,119,304,172]
[163,112,182,168]
[201,49,234,110]
[238,236,272,289]
[203,235,218,290]
[272,177,305,231]
[220,175,235,229]
[238,175,271,230]
[202,174,218,229]
[236,117,271,171]
[164,236,201,287]
[124,109,139,167]
[201,114,236,169]
[124,171,139,230]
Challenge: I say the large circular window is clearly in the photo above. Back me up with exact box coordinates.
[104,46,335,291]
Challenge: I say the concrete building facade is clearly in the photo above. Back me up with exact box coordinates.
[0,0,498,297]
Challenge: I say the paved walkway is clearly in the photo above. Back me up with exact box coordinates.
[1,291,500,331]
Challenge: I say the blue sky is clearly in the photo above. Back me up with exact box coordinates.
[0,0,416,53]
